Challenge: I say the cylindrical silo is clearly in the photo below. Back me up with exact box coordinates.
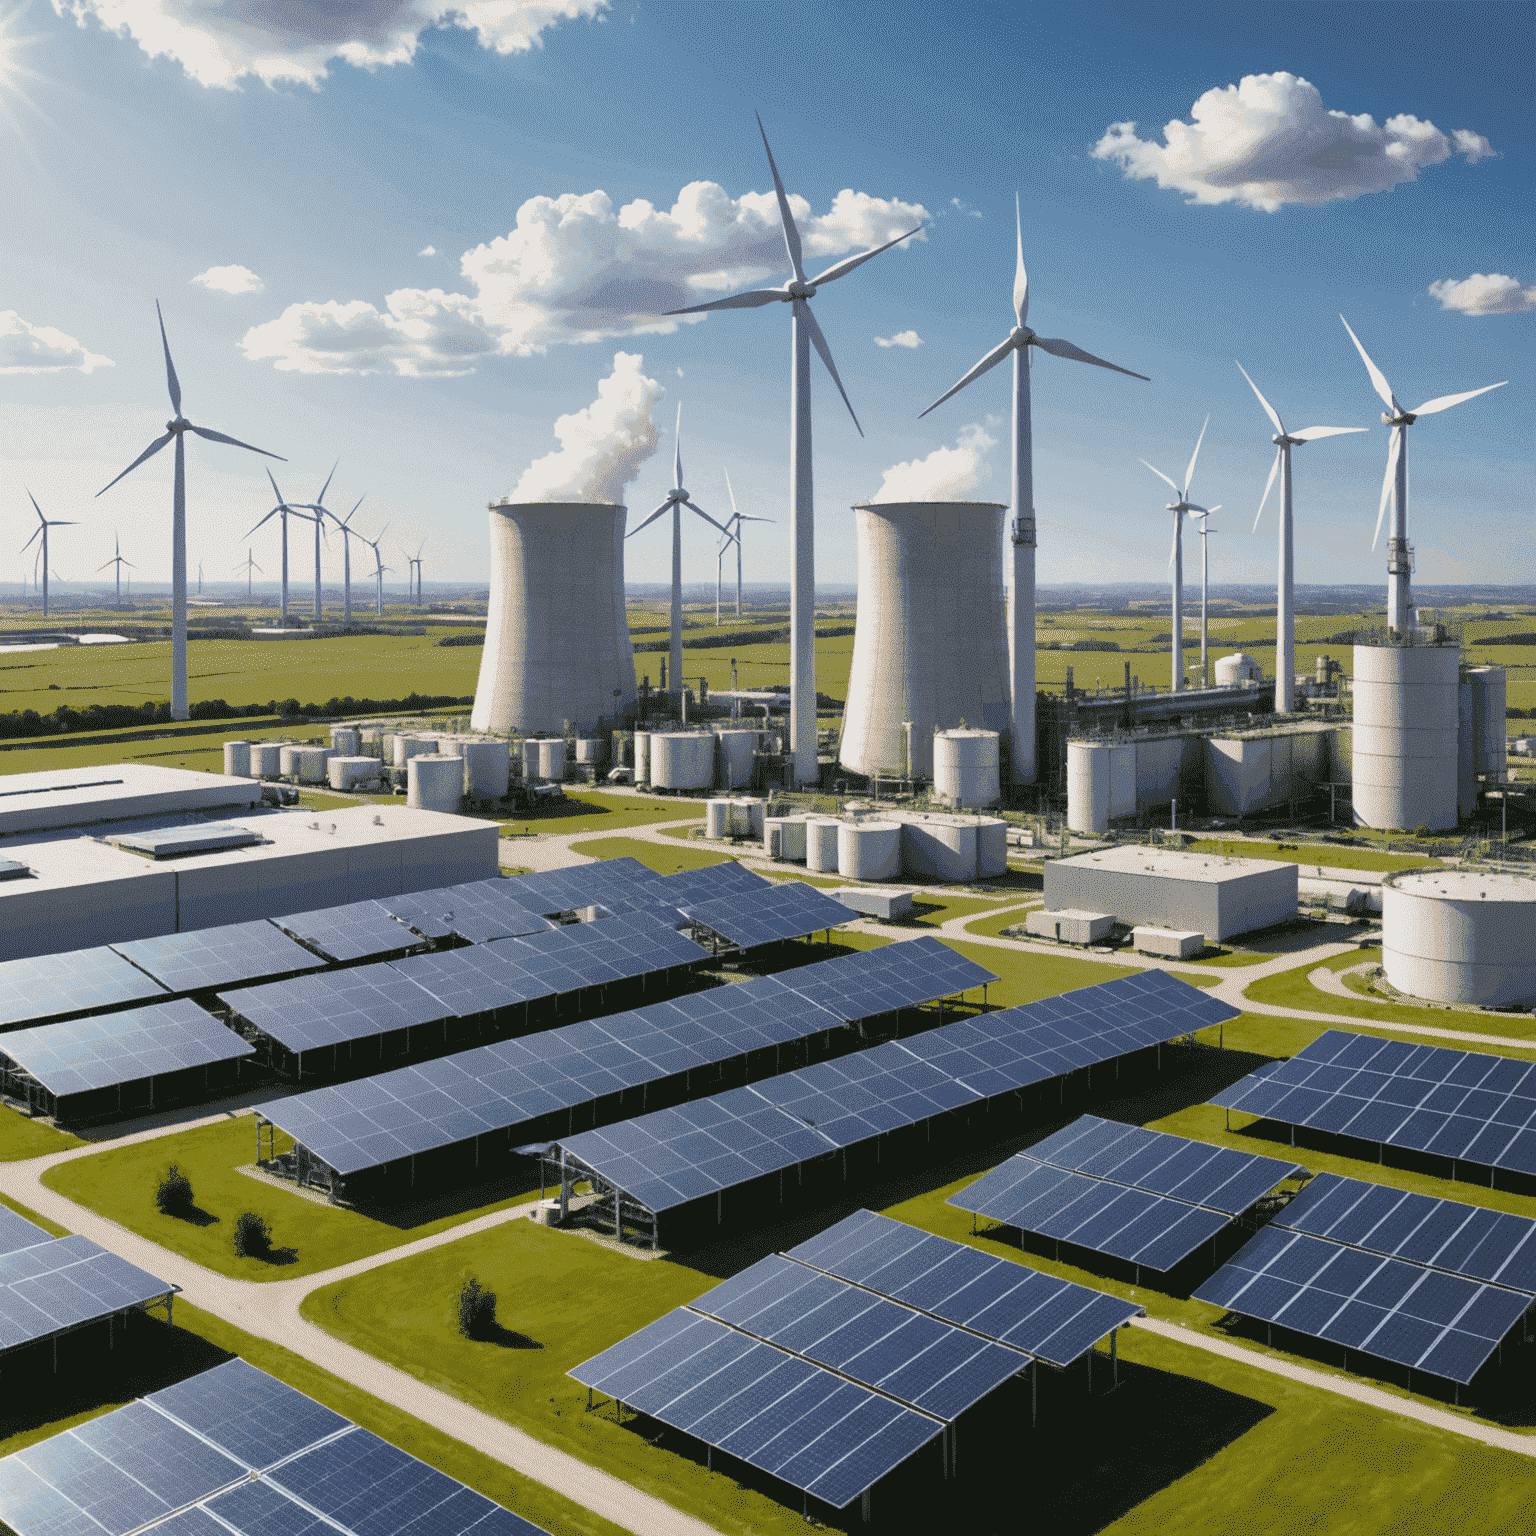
[1215,653,1261,687]
[932,729,1001,808]
[839,501,1010,780]
[408,754,464,813]
[976,818,1008,878]
[296,747,331,784]
[1383,870,1536,1006]
[1067,741,1112,835]
[330,726,360,756]
[394,734,430,769]
[462,739,510,798]
[899,815,977,881]
[837,820,901,881]
[251,742,283,778]
[705,799,731,839]
[1458,677,1477,821]
[805,817,841,873]
[521,738,542,783]
[1469,667,1506,778]
[716,730,757,789]
[360,727,383,758]
[536,738,567,783]
[766,816,808,861]
[278,744,303,779]
[471,502,637,735]
[223,741,251,778]
[574,737,604,766]
[328,756,376,791]
[634,732,652,786]
[651,733,714,791]
[741,798,768,839]
[1352,642,1459,831]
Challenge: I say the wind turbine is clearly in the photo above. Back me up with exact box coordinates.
[665,114,923,784]
[364,523,390,616]
[1339,316,1507,635]
[197,561,203,596]
[1193,508,1221,687]
[407,540,426,607]
[921,194,1149,781]
[97,302,282,720]
[233,548,261,599]
[97,533,135,610]
[1139,417,1214,694]
[627,407,734,692]
[314,491,366,625]
[246,469,304,626]
[21,492,74,619]
[720,467,772,621]
[1238,363,1365,714]
[298,463,345,624]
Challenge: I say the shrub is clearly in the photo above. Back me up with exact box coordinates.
[155,1163,193,1215]
[233,1211,272,1258]
[1414,825,1431,839]
[458,1277,497,1339]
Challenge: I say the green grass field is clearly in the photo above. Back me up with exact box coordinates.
[501,790,706,839]
[1182,838,1442,874]
[0,1106,83,1162]
[566,835,741,873]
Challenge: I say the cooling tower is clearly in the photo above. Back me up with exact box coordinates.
[471,502,637,736]
[839,502,1010,781]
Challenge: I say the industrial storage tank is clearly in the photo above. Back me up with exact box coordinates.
[839,502,1010,780]
[1382,869,1536,1006]
[521,737,542,783]
[765,816,808,861]
[1458,677,1477,821]
[328,756,377,791]
[838,820,901,881]
[223,741,251,778]
[250,742,283,778]
[1066,740,1136,835]
[1353,641,1459,831]
[330,726,360,756]
[805,816,841,873]
[408,754,464,813]
[295,747,331,784]
[1468,667,1506,777]
[898,814,978,881]
[461,739,510,798]
[976,818,1008,877]
[278,745,302,778]
[932,729,1001,808]
[1214,653,1262,687]
[716,730,758,790]
[651,733,714,791]
[634,732,651,786]
[574,738,604,766]
[536,738,567,783]
[471,502,636,735]
[393,734,430,768]
[705,799,732,839]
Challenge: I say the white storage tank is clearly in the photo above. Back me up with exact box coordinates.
[898,815,978,882]
[328,756,376,791]
[765,816,808,861]
[330,726,360,756]
[359,727,383,757]
[574,737,604,766]
[223,741,251,778]
[394,734,431,768]
[278,744,303,779]
[740,799,767,839]
[932,728,1001,808]
[1353,641,1460,831]
[295,747,331,784]
[716,730,757,789]
[805,816,841,874]
[1066,740,1136,835]
[651,733,714,791]
[521,737,543,783]
[976,818,1008,878]
[1468,666,1506,777]
[536,738,567,783]
[250,741,284,778]
[838,820,901,881]
[1458,678,1477,822]
[1383,869,1536,1006]
[1215,653,1262,687]
[705,799,732,840]
[408,754,464,813]
[634,732,652,786]
[461,739,510,798]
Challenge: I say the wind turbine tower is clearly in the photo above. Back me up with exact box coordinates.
[921,195,1148,782]
[21,492,74,619]
[722,468,771,620]
[246,470,302,626]
[1194,508,1220,686]
[408,540,425,607]
[1139,416,1214,694]
[98,534,135,609]
[317,493,366,624]
[98,303,282,720]
[666,115,922,785]
[234,549,260,599]
[365,524,390,616]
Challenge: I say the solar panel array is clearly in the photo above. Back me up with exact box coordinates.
[778,936,998,1023]
[108,822,262,858]
[272,901,427,963]
[492,914,709,986]
[373,882,555,945]
[949,1116,1304,1273]
[219,966,453,1057]
[0,999,256,1099]
[1211,1029,1536,1179]
[562,972,1236,1216]
[0,1358,547,1536]
[112,922,326,993]
[0,1206,50,1257]
[0,947,169,1032]
[0,1232,174,1353]
[681,880,853,949]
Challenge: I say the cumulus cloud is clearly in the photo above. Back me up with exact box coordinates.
[51,0,606,89]
[1428,273,1536,316]
[874,330,923,349]
[0,310,113,374]
[192,263,263,295]
[510,351,664,504]
[950,197,983,219]
[241,179,928,374]
[1092,73,1494,212]
[418,245,437,257]
[870,422,995,503]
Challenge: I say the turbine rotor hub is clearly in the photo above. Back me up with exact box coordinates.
[1012,326,1033,344]
[167,417,188,432]
[1387,411,1416,426]
[786,281,816,300]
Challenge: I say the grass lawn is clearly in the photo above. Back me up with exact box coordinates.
[502,791,707,840]
[42,1117,536,1282]
[1183,838,1442,874]
[0,1104,83,1162]
[1179,947,1278,968]
[566,835,739,874]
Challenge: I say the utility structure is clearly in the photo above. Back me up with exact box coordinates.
[245,469,307,627]
[21,492,73,619]
[921,195,1148,783]
[627,407,733,691]
[1237,362,1364,715]
[317,492,366,624]
[364,523,390,616]
[233,548,260,599]
[718,467,771,621]
[98,302,282,720]
[1339,316,1506,636]
[97,533,135,609]
[666,114,922,785]
[407,540,425,607]
[1139,416,1216,694]
[1193,508,1219,686]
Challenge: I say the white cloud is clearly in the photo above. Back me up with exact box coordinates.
[0,310,113,374]
[870,422,995,503]
[511,351,664,504]
[1428,273,1536,316]
[191,263,263,295]
[418,245,437,257]
[242,179,929,374]
[950,197,983,219]
[874,330,923,349]
[51,0,607,89]
[1092,73,1494,212]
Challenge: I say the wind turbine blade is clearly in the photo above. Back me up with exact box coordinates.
[1338,314,1401,415]
[798,300,862,436]
[723,466,740,521]
[1013,192,1028,327]
[1139,459,1179,494]
[1413,381,1507,416]
[1183,414,1210,497]
[918,334,1014,418]
[755,112,804,284]
[96,557,113,572]
[1236,362,1285,437]
[315,460,338,506]
[122,558,135,569]
[627,502,671,538]
[1372,427,1401,549]
[49,521,77,527]
[740,515,775,523]
[665,288,782,317]
[1292,425,1367,441]
[1033,335,1149,381]
[243,509,279,538]
[20,526,40,552]
[97,431,175,496]
[673,404,683,490]
[187,424,283,458]
[1168,522,1178,569]
[155,300,182,416]
[685,500,732,537]
[1253,449,1281,532]
[807,226,923,288]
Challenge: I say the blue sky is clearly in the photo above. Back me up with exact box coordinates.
[1,0,1530,597]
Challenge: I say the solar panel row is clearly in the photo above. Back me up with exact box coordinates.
[0,948,167,1032]
[112,922,327,994]
[681,881,852,950]
[0,1233,174,1352]
[271,900,430,964]
[783,937,997,1023]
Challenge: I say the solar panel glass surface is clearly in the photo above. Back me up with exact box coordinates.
[0,1234,174,1352]
[681,881,853,949]
[0,1206,50,1257]
[113,923,325,993]
[271,902,424,963]
[218,965,449,1054]
[0,947,167,1030]
[778,936,998,1022]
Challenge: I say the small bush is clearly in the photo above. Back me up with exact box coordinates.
[233,1211,272,1258]
[1414,825,1431,839]
[155,1163,193,1215]
[458,1277,497,1339]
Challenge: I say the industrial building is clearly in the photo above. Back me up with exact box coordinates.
[1043,845,1297,941]
[1381,868,1536,1007]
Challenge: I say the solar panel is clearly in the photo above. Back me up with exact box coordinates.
[1211,1029,1536,1180]
[1194,1222,1531,1384]
[113,922,326,993]
[681,881,853,949]
[108,822,262,857]
[271,902,425,964]
[0,1233,175,1353]
[777,936,999,1022]
[0,859,28,882]
[0,947,168,1032]
[0,1206,50,1257]
[503,858,665,917]
[219,965,451,1057]
[656,860,770,906]
[0,999,255,1099]
[389,946,563,1018]
[496,914,708,984]
[372,888,461,941]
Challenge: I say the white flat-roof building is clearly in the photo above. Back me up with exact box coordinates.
[1382,869,1536,1007]
[0,762,260,838]
[1044,845,1297,941]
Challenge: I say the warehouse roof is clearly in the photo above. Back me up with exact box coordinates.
[1053,845,1294,883]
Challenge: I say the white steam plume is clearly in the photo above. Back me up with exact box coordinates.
[870,423,995,503]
